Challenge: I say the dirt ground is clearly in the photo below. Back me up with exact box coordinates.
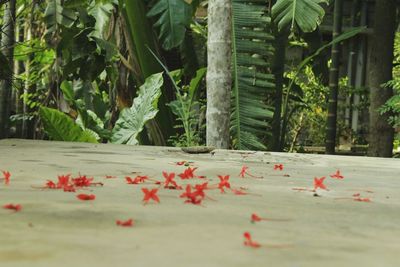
[0,139,399,267]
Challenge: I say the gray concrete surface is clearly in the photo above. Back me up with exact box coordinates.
[0,139,399,267]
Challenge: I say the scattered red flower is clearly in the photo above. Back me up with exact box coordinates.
[330,170,344,179]
[176,161,187,166]
[314,177,327,190]
[45,180,56,189]
[57,174,71,188]
[218,175,231,193]
[72,174,94,187]
[142,188,160,204]
[116,219,134,227]
[126,175,148,184]
[274,164,284,171]
[238,166,263,178]
[178,167,198,179]
[3,203,22,212]
[180,185,203,205]
[2,170,11,185]
[243,232,261,248]
[76,194,96,201]
[162,172,181,189]
[251,213,262,223]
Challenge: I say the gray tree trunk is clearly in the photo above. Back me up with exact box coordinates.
[367,0,396,157]
[0,0,16,139]
[206,0,232,149]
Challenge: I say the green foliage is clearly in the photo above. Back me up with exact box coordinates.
[111,72,164,145]
[380,33,400,129]
[167,68,206,147]
[39,106,98,143]
[147,0,192,50]
[44,0,77,37]
[231,0,275,150]
[272,0,328,32]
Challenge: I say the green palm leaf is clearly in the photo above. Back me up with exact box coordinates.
[147,0,192,50]
[111,72,164,145]
[231,0,275,150]
[272,0,328,32]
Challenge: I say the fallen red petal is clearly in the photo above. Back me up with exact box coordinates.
[116,219,134,227]
[76,194,96,201]
[3,203,22,212]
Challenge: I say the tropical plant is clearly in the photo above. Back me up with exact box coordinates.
[39,106,98,143]
[111,72,164,145]
[231,0,275,150]
[271,0,328,33]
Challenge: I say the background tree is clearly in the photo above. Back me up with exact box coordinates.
[0,0,16,138]
[206,0,232,148]
[367,0,397,157]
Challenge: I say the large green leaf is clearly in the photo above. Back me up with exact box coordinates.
[147,0,192,50]
[231,0,275,150]
[39,106,98,143]
[88,2,115,38]
[272,0,328,32]
[44,0,77,36]
[111,72,164,145]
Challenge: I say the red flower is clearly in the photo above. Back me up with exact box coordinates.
[76,194,96,201]
[330,170,344,179]
[126,176,148,184]
[2,170,11,185]
[251,213,262,223]
[274,164,284,171]
[314,177,327,190]
[239,166,249,178]
[218,175,231,193]
[45,180,56,189]
[238,166,262,178]
[180,185,203,205]
[176,161,187,166]
[116,219,134,227]
[162,172,181,189]
[142,188,160,204]
[178,167,197,179]
[57,174,71,188]
[3,203,22,212]
[72,175,93,187]
[243,232,261,248]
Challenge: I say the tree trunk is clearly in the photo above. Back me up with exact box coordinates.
[0,0,16,139]
[367,0,396,158]
[206,0,232,148]
[325,0,343,154]
[270,27,288,151]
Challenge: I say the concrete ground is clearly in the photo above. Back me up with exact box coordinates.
[0,139,399,267]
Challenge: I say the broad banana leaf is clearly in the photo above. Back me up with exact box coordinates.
[272,0,328,32]
[147,0,192,50]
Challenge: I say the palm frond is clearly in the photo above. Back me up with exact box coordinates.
[231,0,275,150]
